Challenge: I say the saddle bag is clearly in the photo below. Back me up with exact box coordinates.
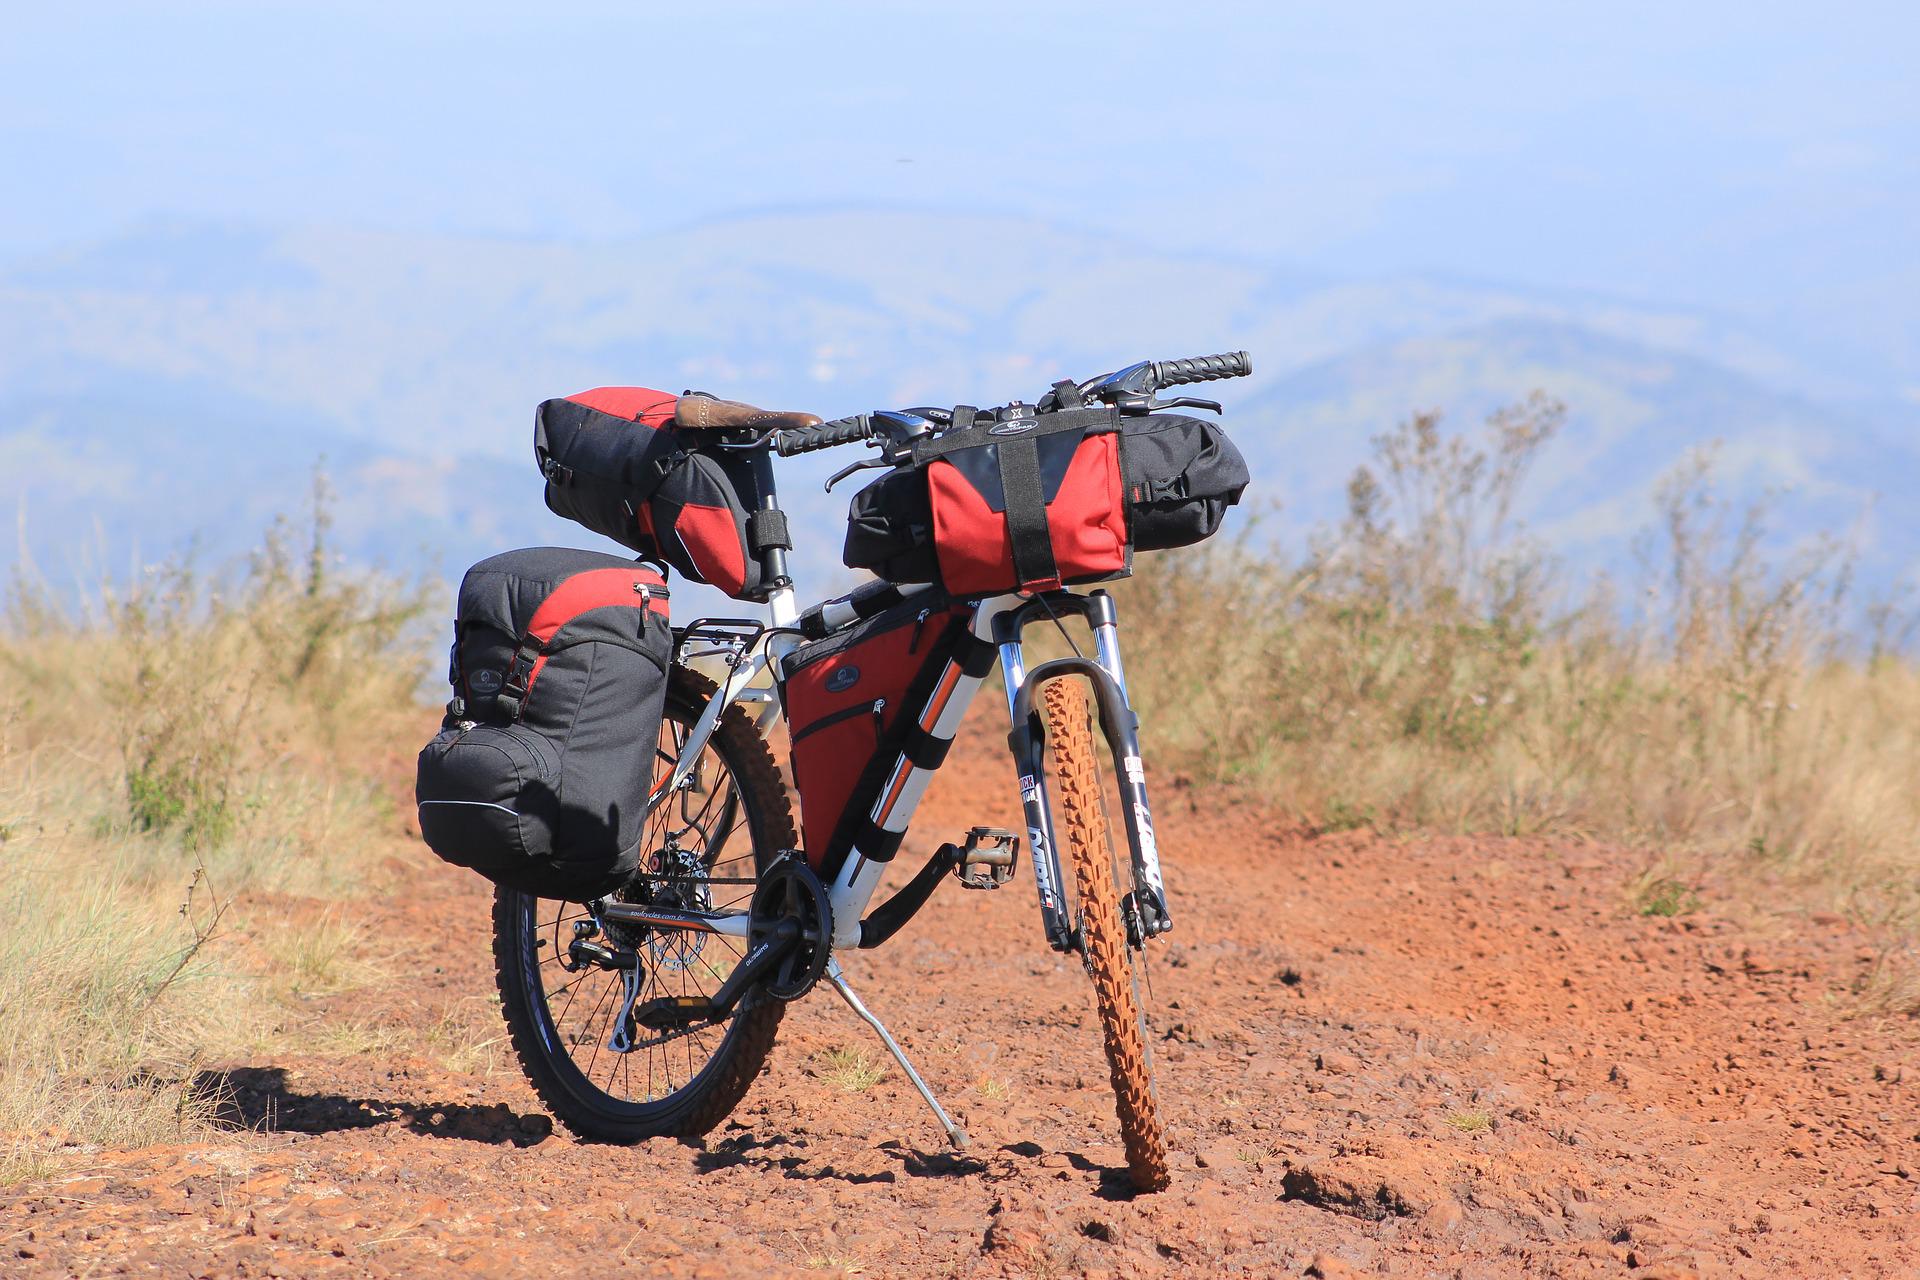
[415,547,671,899]
[782,599,972,871]
[842,408,1249,597]
[534,387,771,600]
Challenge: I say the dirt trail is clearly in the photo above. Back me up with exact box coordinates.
[8,706,1919,1278]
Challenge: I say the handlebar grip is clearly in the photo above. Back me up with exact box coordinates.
[775,414,873,456]
[1150,351,1252,387]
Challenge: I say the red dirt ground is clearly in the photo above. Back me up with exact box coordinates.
[7,706,1919,1278]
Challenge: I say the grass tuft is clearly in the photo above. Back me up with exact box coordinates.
[818,1046,888,1094]
[1445,1109,1493,1134]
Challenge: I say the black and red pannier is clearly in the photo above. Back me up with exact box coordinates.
[416,547,671,899]
[842,407,1249,597]
[782,598,972,871]
[535,388,770,599]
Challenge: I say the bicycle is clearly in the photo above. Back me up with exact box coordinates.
[489,352,1252,1192]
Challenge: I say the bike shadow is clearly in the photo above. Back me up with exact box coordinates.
[1001,1140,1142,1200]
[193,1066,553,1147]
[693,1131,989,1183]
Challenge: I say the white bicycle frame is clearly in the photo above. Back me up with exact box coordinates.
[603,575,1172,955]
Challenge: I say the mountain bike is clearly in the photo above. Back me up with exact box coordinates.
[490,352,1251,1192]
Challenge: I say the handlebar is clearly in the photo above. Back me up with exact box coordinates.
[771,348,1250,458]
[1149,351,1251,387]
[774,413,874,456]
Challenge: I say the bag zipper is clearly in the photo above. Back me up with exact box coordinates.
[790,697,885,745]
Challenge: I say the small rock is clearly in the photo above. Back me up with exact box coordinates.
[1304,1254,1373,1279]
[1194,1142,1241,1174]
[1421,1199,1465,1235]
[1316,1052,1361,1076]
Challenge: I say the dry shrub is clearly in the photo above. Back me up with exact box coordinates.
[1121,396,1920,930]
[0,476,434,1181]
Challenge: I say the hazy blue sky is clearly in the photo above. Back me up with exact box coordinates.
[4,2,1915,386]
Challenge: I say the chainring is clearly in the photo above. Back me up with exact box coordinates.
[749,856,832,1001]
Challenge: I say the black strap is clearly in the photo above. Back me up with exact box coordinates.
[957,632,999,677]
[1049,379,1084,410]
[747,508,792,553]
[900,725,954,771]
[495,636,543,721]
[995,433,1060,591]
[950,404,978,431]
[853,819,907,864]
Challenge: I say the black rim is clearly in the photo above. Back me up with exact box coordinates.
[511,703,765,1115]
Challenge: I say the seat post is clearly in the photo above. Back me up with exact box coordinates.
[749,446,801,630]
[750,446,790,590]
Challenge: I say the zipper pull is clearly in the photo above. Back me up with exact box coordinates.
[910,607,932,652]
[871,698,887,730]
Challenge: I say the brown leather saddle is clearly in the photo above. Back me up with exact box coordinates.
[676,393,821,432]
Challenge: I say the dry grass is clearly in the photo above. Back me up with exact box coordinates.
[817,1045,888,1093]
[0,480,433,1183]
[1122,398,1920,939]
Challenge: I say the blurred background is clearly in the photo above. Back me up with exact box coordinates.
[2,0,1915,607]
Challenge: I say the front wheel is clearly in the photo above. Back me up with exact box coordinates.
[1043,679,1171,1192]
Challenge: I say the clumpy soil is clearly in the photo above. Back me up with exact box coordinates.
[7,706,1918,1278]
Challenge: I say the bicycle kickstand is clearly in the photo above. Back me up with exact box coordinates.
[823,957,968,1150]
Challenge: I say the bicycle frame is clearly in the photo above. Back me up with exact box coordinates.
[596,578,1172,956]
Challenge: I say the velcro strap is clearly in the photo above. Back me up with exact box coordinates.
[950,404,978,431]
[854,820,907,864]
[1050,379,1084,410]
[747,508,792,553]
[901,726,953,771]
[995,434,1062,592]
[957,633,998,677]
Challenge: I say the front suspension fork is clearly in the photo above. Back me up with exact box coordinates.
[995,591,1172,953]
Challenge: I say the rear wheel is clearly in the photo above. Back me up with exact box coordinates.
[1043,678,1170,1192]
[492,667,796,1142]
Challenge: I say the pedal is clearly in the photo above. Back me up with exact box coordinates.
[632,995,714,1032]
[953,826,1019,890]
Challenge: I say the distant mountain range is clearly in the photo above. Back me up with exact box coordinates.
[4,211,1914,610]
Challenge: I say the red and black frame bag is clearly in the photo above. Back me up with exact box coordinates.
[535,387,769,600]
[842,407,1249,597]
[781,599,973,873]
[415,547,671,900]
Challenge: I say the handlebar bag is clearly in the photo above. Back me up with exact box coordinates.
[535,388,770,600]
[782,598,972,873]
[842,409,1249,596]
[415,547,671,900]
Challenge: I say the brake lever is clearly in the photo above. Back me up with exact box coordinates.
[825,456,891,492]
[1157,396,1223,414]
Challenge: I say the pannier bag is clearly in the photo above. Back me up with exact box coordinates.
[842,407,1249,597]
[782,598,972,870]
[534,387,771,600]
[416,547,671,899]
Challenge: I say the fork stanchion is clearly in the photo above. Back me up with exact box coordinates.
[823,958,968,1150]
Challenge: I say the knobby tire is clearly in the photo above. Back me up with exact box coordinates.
[1043,679,1171,1192]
